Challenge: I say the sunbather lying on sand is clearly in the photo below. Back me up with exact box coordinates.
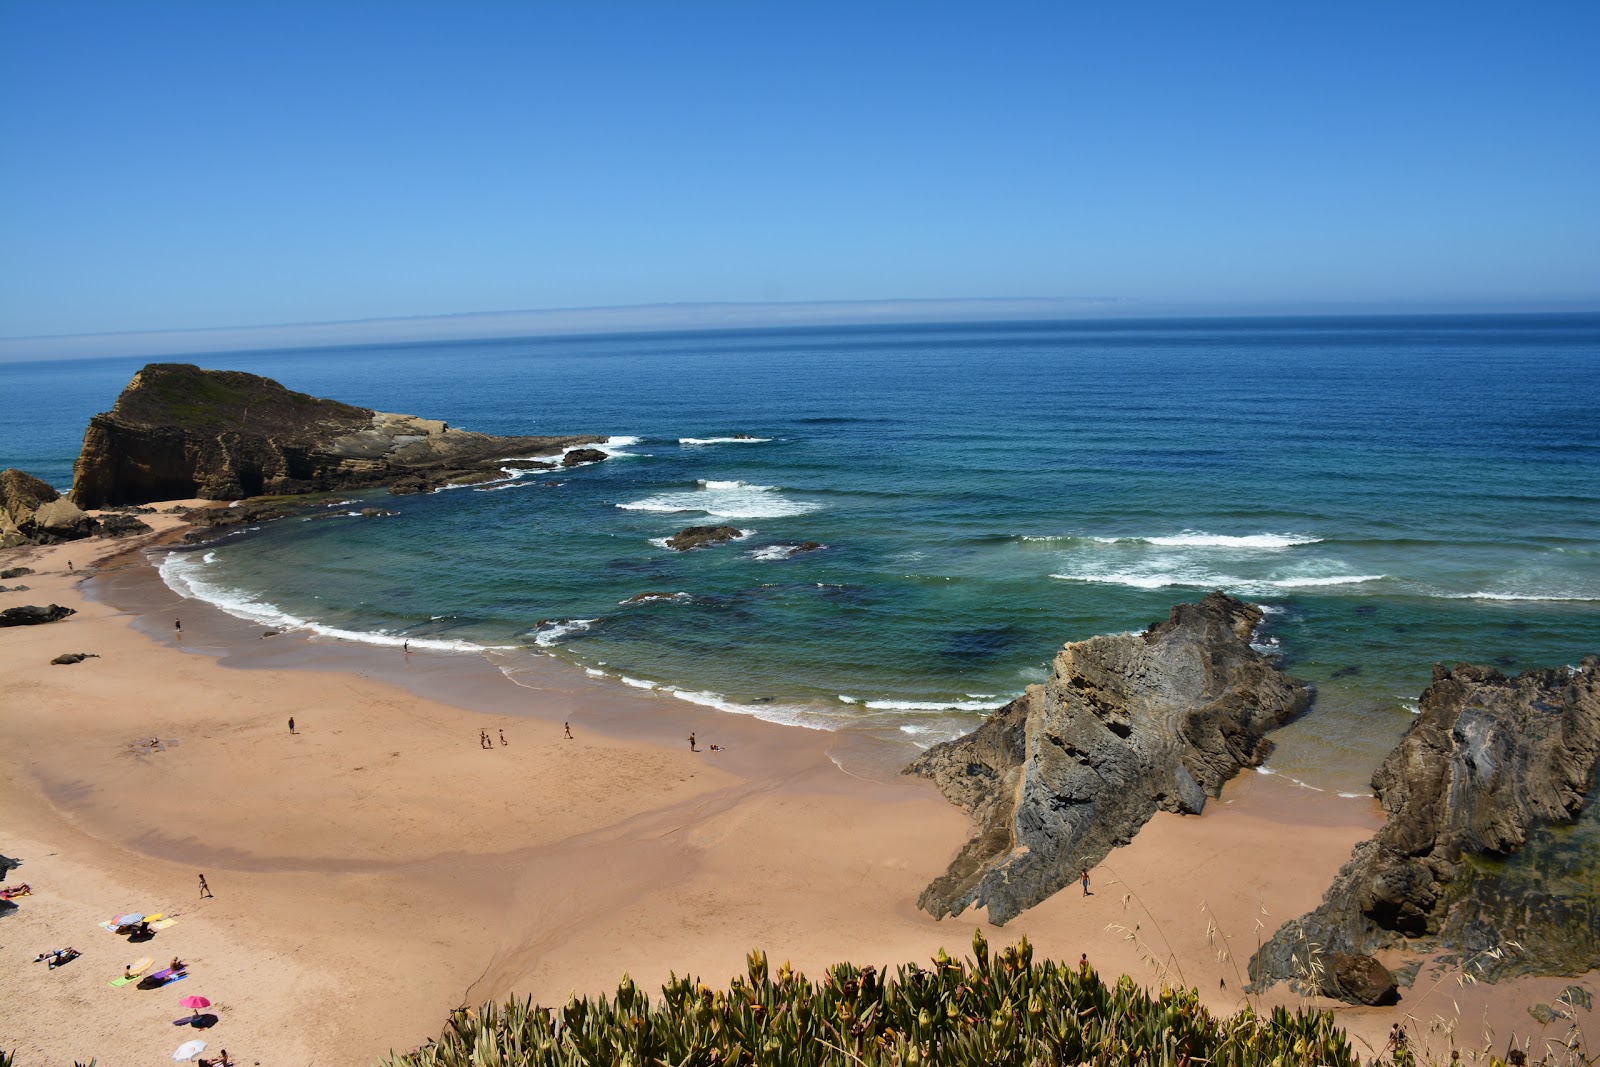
[34,947,79,967]
[1,883,31,898]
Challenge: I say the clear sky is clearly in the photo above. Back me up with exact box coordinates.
[1,1,1597,341]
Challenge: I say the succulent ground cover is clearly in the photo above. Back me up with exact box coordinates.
[381,933,1413,1067]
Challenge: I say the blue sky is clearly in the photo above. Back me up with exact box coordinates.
[1,1,1597,342]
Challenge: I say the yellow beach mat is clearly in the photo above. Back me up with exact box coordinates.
[150,918,177,930]
[108,957,154,987]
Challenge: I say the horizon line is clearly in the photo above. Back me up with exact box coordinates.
[4,296,1598,363]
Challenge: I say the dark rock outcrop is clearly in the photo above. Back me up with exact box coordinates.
[360,508,396,518]
[1324,953,1400,1006]
[1,469,94,545]
[0,604,76,627]
[561,448,609,467]
[1,567,35,579]
[665,525,745,551]
[907,592,1309,925]
[69,364,606,507]
[95,513,154,538]
[51,652,99,665]
[1251,658,1600,996]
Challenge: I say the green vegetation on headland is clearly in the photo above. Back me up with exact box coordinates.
[378,934,1584,1067]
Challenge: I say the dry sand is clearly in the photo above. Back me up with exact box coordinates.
[1,508,1592,1065]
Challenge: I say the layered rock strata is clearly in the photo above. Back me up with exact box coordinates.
[1251,658,1600,996]
[70,364,605,507]
[908,592,1309,925]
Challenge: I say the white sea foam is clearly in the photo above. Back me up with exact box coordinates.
[665,688,830,731]
[679,436,772,446]
[1440,591,1600,602]
[1255,765,1325,792]
[1269,574,1385,588]
[584,667,607,677]
[1139,531,1321,548]
[617,592,692,605]
[1049,570,1385,594]
[619,676,657,690]
[1026,531,1320,548]
[746,542,824,561]
[619,481,820,519]
[531,618,596,647]
[157,551,496,653]
[863,698,1009,712]
[837,695,861,704]
[1338,791,1376,799]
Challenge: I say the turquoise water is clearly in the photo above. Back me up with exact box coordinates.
[5,315,1598,791]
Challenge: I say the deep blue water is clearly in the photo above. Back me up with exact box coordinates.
[5,314,1598,791]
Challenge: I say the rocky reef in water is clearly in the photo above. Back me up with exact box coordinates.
[69,363,606,507]
[907,591,1310,925]
[1250,658,1600,999]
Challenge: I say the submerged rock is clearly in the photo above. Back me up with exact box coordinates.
[0,604,76,627]
[665,525,744,551]
[1250,657,1600,997]
[622,591,687,605]
[561,447,609,467]
[907,591,1309,925]
[69,363,607,507]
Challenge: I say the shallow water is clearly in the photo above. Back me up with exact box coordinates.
[5,314,1598,792]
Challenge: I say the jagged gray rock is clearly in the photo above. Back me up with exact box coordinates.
[907,591,1309,925]
[1251,658,1600,997]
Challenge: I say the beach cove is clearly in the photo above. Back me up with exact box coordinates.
[2,507,1592,1065]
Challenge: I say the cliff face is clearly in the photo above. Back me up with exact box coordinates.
[1251,658,1600,994]
[69,364,605,507]
[907,591,1309,925]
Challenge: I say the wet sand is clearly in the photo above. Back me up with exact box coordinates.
[1,507,1588,1065]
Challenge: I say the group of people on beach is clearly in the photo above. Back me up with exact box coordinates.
[478,728,507,749]
[686,733,723,753]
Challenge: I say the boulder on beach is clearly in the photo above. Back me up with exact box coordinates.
[1,468,94,546]
[50,652,99,665]
[665,525,744,551]
[0,604,77,627]
[1250,657,1600,997]
[69,363,607,507]
[907,591,1310,925]
[0,566,35,579]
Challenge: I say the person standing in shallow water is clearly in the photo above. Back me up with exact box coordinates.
[687,732,697,752]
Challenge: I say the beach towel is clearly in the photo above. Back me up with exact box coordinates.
[151,918,178,930]
[108,975,136,988]
[97,920,117,932]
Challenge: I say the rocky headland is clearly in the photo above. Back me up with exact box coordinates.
[907,591,1310,925]
[1251,658,1600,1000]
[69,363,606,507]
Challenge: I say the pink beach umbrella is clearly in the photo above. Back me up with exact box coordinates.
[179,995,211,1011]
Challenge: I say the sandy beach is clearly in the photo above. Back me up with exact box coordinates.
[2,509,1591,1065]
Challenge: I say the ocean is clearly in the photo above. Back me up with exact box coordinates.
[6,313,1599,794]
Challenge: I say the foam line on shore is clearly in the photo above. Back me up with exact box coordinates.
[158,550,498,653]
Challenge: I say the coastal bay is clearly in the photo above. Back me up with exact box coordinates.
[1,507,1591,1064]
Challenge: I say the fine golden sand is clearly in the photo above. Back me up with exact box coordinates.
[1,507,1590,1064]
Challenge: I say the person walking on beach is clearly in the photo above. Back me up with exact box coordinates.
[288,717,295,734]
[1081,869,1091,896]
[564,721,573,739]
[198,873,212,899]
[498,729,507,746]
[688,732,697,753]
[174,619,182,634]
[403,640,409,654]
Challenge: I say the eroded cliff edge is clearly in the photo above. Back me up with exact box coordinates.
[907,591,1309,925]
[70,363,606,507]
[1251,658,1600,994]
